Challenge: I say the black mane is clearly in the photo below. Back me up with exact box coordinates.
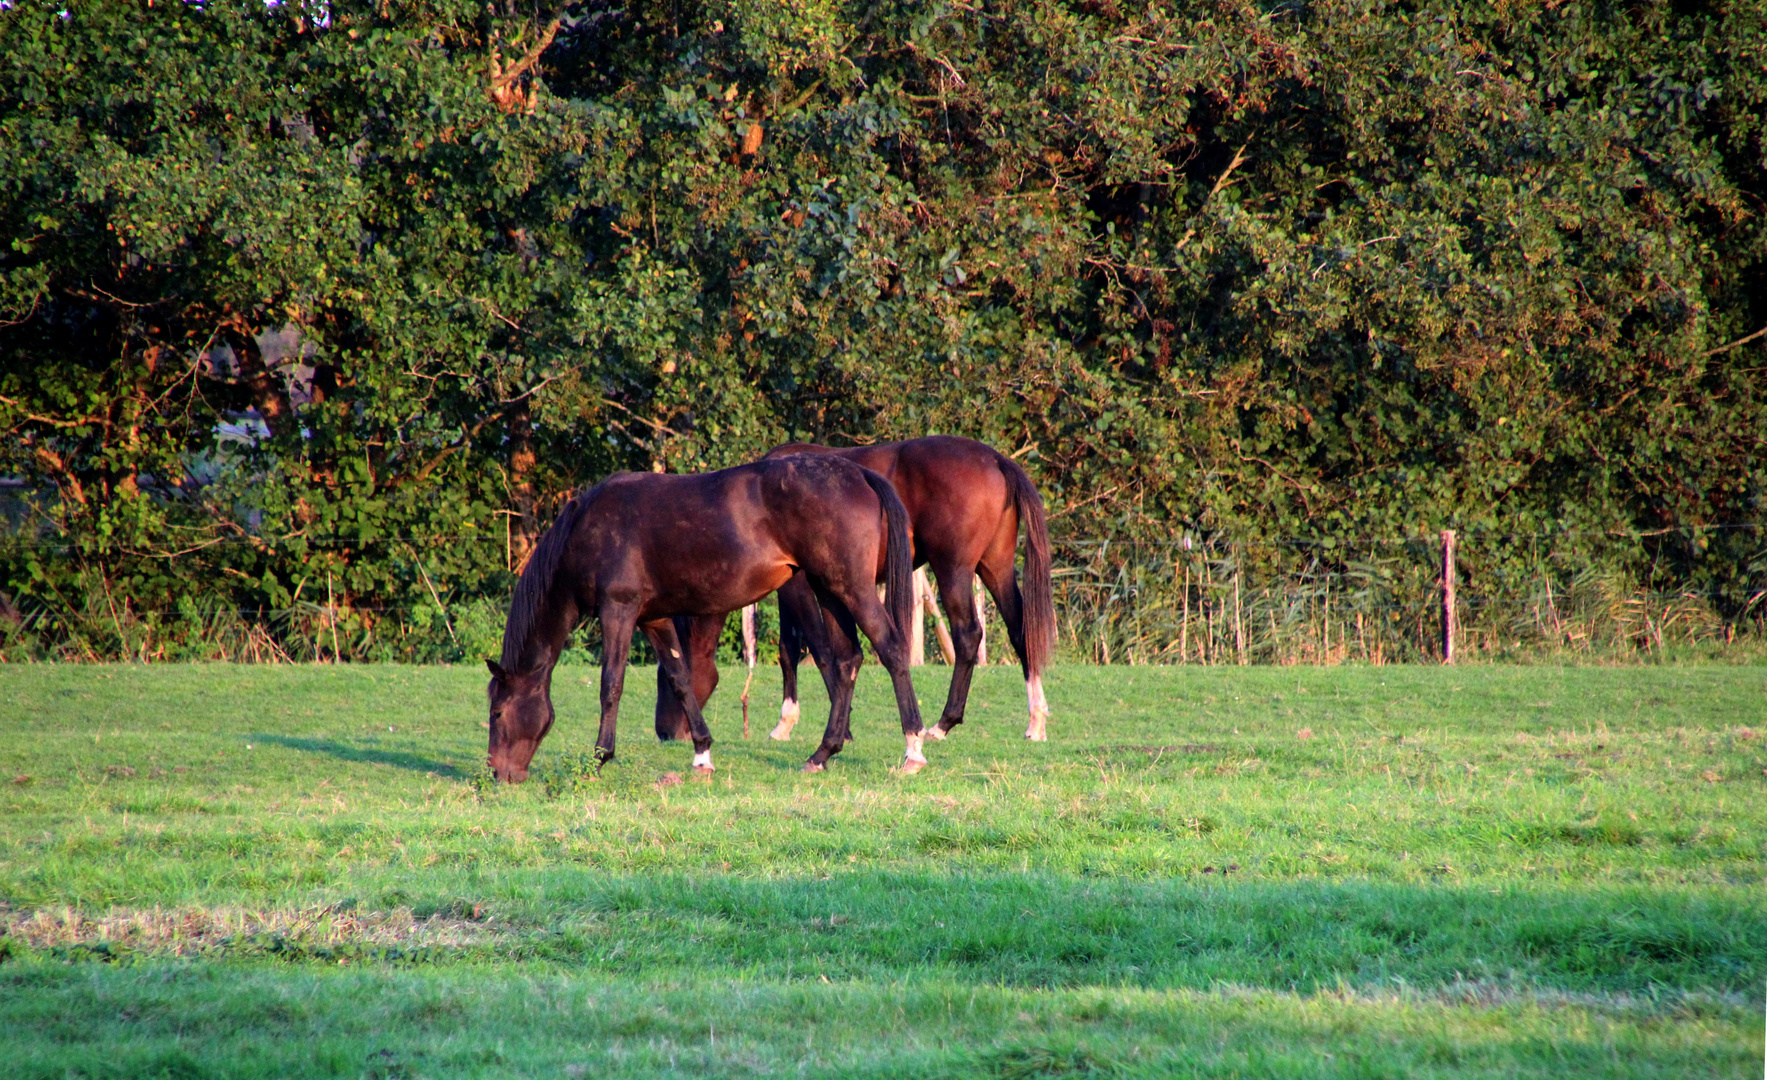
[499,491,588,671]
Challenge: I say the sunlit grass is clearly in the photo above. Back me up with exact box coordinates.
[0,661,1762,1076]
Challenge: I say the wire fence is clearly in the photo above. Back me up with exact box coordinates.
[2,524,1763,664]
[1042,530,1765,666]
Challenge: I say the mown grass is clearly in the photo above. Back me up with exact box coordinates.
[1,661,1763,1077]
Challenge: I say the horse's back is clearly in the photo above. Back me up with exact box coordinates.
[765,436,1008,513]
[749,454,887,535]
[850,438,1012,557]
[875,436,1010,501]
[569,469,788,614]
[586,459,874,534]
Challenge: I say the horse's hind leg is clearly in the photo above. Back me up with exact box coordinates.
[977,523,1048,741]
[840,586,928,773]
[926,562,985,741]
[803,588,862,772]
[643,619,718,773]
[979,550,1029,676]
[803,578,856,743]
[654,614,720,742]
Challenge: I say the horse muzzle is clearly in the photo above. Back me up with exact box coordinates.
[488,755,531,784]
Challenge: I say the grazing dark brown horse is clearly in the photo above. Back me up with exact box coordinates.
[486,455,927,782]
[654,435,1054,745]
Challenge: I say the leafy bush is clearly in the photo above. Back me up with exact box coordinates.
[1,0,1761,661]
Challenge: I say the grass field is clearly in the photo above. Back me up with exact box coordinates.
[1,660,1763,1078]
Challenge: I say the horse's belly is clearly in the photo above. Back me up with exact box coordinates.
[643,562,794,619]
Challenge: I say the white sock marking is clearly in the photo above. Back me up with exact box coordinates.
[770,697,801,741]
[904,733,927,764]
[1024,674,1049,741]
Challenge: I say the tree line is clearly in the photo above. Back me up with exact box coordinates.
[1,0,1762,662]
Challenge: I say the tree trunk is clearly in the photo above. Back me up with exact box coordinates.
[226,328,294,439]
[507,400,539,573]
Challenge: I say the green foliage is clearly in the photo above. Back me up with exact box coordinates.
[532,745,606,798]
[1,0,1763,659]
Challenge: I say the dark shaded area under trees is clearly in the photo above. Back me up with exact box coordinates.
[1,0,1762,663]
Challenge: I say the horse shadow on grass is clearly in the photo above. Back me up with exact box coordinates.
[251,735,464,778]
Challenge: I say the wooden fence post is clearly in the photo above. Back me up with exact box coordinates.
[326,570,340,664]
[910,567,927,666]
[1234,553,1246,665]
[923,574,957,665]
[1441,529,1457,664]
[973,578,988,666]
[740,603,757,737]
[1179,562,1190,665]
[1202,557,1213,665]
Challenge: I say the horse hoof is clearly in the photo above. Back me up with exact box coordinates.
[693,764,715,776]
[900,757,927,775]
[770,724,794,742]
[1024,728,1047,742]
[924,726,948,742]
[802,762,825,773]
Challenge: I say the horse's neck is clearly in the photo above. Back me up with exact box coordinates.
[513,593,575,675]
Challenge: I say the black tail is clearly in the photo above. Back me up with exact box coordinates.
[998,455,1054,677]
[860,467,914,640]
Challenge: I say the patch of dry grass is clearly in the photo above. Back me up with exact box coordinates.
[0,902,500,954]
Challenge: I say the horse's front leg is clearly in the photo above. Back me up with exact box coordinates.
[595,606,638,773]
[844,588,928,774]
[644,618,718,774]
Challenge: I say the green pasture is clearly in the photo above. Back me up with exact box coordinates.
[0,661,1763,1078]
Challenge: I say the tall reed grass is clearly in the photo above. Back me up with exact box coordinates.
[1046,537,1763,666]
[4,537,1761,665]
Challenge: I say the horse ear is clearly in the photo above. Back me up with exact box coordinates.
[486,659,507,681]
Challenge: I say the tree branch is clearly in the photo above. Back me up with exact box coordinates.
[1703,324,1767,357]
[25,443,87,506]
[1172,142,1252,256]
[1232,439,1315,516]
[488,17,562,113]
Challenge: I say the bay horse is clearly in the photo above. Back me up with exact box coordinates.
[486,455,927,782]
[653,435,1054,745]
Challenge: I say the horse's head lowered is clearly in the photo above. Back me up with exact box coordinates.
[486,660,554,782]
